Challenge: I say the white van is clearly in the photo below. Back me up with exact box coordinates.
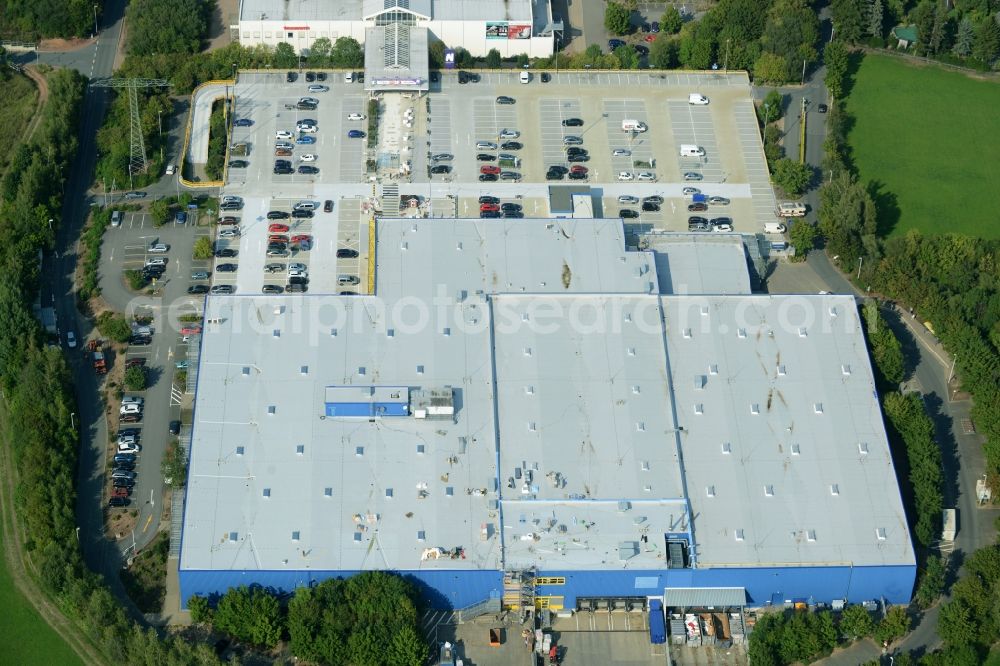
[764,222,787,234]
[679,144,705,157]
[338,275,360,286]
[688,93,709,105]
[520,71,531,84]
[344,71,355,83]
[777,202,807,217]
[621,119,648,132]
[111,211,123,227]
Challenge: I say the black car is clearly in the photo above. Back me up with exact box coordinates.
[114,453,137,464]
[292,209,314,218]
[262,285,284,294]
[642,202,661,212]
[297,102,317,110]
[561,118,584,127]
[286,72,297,82]
[566,147,587,155]
[619,209,639,219]
[568,171,588,180]
[478,196,500,204]
[642,21,651,32]
[477,153,496,162]
[112,477,135,488]
[479,173,499,182]
[429,71,439,82]
[500,141,522,151]
[129,336,151,346]
[688,216,709,225]
[545,171,564,180]
[316,72,326,81]
[337,248,359,258]
[567,154,589,163]
[210,285,235,294]
[480,210,502,218]
[548,165,569,174]
[267,211,290,219]
[710,217,734,226]
[635,45,649,56]
[643,195,664,204]
[541,72,551,82]
[108,497,131,508]
[220,201,243,211]
[286,283,308,293]
[274,159,292,166]
[215,248,238,258]
[217,263,238,272]
[502,211,524,218]
[818,103,828,113]
[274,167,294,175]
[228,160,249,168]
[458,71,469,84]
[298,165,319,174]
[268,243,288,253]
[430,165,451,174]
[169,420,181,435]
[305,71,316,82]
[501,203,522,212]
[188,285,209,295]
[496,96,516,104]
[114,461,136,471]
[324,199,334,212]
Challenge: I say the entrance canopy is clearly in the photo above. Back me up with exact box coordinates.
[663,587,746,609]
[364,24,429,93]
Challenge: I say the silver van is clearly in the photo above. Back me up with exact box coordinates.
[111,211,123,227]
[337,275,360,286]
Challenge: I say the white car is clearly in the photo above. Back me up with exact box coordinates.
[120,404,142,415]
[617,195,639,204]
[276,130,294,140]
[65,331,77,348]
[148,243,169,253]
[682,187,700,195]
[165,164,176,175]
[712,223,733,232]
[288,269,308,278]
[688,93,710,105]
[476,141,497,150]
[145,257,167,266]
[117,442,140,454]
[499,129,520,139]
[617,172,634,182]
[288,263,307,272]
[299,154,317,162]
[275,141,293,150]
[307,84,329,93]
[297,124,317,133]
[637,172,656,181]
[347,113,366,121]
[612,149,631,157]
[219,229,240,238]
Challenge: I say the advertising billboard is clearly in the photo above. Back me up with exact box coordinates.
[444,48,456,69]
[486,22,507,39]
[507,24,531,39]
[487,22,533,40]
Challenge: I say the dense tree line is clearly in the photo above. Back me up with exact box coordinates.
[204,99,228,181]
[832,0,1000,67]
[126,0,211,56]
[0,68,222,666]
[94,91,171,190]
[861,300,905,386]
[189,572,429,664]
[0,0,101,39]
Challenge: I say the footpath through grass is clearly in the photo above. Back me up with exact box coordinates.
[0,519,83,666]
[0,74,41,174]
[846,54,1000,239]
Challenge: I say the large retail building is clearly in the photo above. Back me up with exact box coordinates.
[177,220,916,615]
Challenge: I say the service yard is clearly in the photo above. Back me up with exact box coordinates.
[189,69,776,295]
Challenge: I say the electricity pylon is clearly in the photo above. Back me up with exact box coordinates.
[91,78,170,177]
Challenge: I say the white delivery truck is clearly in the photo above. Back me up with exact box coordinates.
[763,222,787,234]
[621,119,648,132]
[679,144,705,157]
[777,202,807,217]
[688,93,709,105]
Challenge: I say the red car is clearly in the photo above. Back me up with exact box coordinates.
[480,203,500,212]
[111,486,131,498]
[644,34,656,43]
[269,235,289,244]
[125,358,146,368]
[570,165,588,174]
[180,326,202,335]
[268,223,289,233]
[480,165,501,175]
[291,234,312,243]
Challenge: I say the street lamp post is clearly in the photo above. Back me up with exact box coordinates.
[93,4,98,37]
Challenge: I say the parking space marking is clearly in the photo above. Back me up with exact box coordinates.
[668,100,723,182]
[539,98,582,171]
[732,100,778,228]
[603,99,654,181]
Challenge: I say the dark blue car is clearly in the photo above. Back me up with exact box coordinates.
[234,118,253,127]
[609,39,625,50]
[347,130,365,139]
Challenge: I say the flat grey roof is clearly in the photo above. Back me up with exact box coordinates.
[375,217,656,301]
[431,0,533,21]
[663,295,915,567]
[641,232,752,295]
[664,587,746,608]
[364,25,429,92]
[362,0,432,20]
[240,0,363,21]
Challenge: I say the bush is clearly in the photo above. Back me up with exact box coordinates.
[861,300,905,386]
[486,48,501,68]
[760,90,783,123]
[161,439,187,487]
[79,208,111,300]
[604,2,632,36]
[214,586,284,648]
[149,199,170,226]
[124,269,147,291]
[188,595,213,624]
[838,604,874,640]
[771,158,812,196]
[123,365,146,391]
[125,0,209,56]
[192,236,213,260]
[661,6,683,34]
[874,606,911,644]
[204,99,228,181]
[95,312,131,344]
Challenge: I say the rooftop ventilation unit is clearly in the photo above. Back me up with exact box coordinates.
[410,387,455,420]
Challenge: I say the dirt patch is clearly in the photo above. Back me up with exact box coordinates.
[22,65,50,143]
[205,0,239,51]
[38,37,94,51]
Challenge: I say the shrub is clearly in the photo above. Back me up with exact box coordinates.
[192,236,213,260]
[96,311,131,343]
[123,365,146,391]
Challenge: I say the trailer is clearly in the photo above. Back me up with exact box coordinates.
[87,340,108,375]
[942,508,956,542]
[648,599,666,644]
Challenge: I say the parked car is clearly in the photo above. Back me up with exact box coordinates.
[541,72,551,82]
[324,199,334,212]
[296,135,316,144]
[188,285,209,295]
[234,118,253,127]
[683,172,703,181]
[478,196,499,204]
[619,209,639,219]
[298,165,319,174]
[124,191,147,200]
[307,84,329,93]
[477,153,496,161]
[215,248,238,257]
[708,196,730,205]
[432,153,454,161]
[148,243,169,253]
[642,202,661,212]
[563,136,584,146]
[262,285,284,294]
[228,159,249,168]
[618,195,639,204]
[500,141,522,150]
[496,96,516,104]
[216,263,238,272]
[108,497,131,508]
[268,223,289,233]
[337,248,359,258]
[286,71,297,82]
[191,271,211,280]
[169,420,181,435]
[499,129,520,139]
[210,285,235,294]
[618,172,634,181]
[688,202,708,212]
[292,209,314,218]
[347,112,366,121]
[347,129,365,138]
[612,148,631,157]
[479,174,499,182]
[710,217,733,227]
[267,211,290,219]
[430,165,451,174]
[561,118,584,127]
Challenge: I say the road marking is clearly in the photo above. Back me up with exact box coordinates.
[109,248,114,261]
[142,514,152,533]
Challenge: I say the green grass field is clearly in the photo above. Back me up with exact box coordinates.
[846,54,1000,239]
[0,74,40,175]
[0,520,82,665]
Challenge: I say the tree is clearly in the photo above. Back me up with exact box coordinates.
[661,6,684,34]
[831,0,866,43]
[760,0,820,80]
[96,312,131,343]
[789,220,817,260]
[953,16,975,57]
[818,171,877,266]
[927,2,952,55]
[771,158,812,195]
[915,555,946,608]
[868,0,884,37]
[614,44,640,69]
[125,0,208,56]
[972,16,1000,64]
[760,90,783,123]
[839,604,875,640]
[604,2,633,36]
[213,586,284,648]
[124,365,146,391]
[862,301,905,385]
[649,34,679,68]
[428,40,445,68]
[874,607,910,645]
[486,48,501,68]
[308,37,332,66]
[192,236,213,260]
[330,37,364,67]
[386,625,428,666]
[824,41,850,99]
[187,595,212,624]
[272,42,297,68]
[753,51,789,84]
[912,0,936,54]
[149,199,170,226]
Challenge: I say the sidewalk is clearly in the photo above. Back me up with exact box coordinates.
[151,555,190,627]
